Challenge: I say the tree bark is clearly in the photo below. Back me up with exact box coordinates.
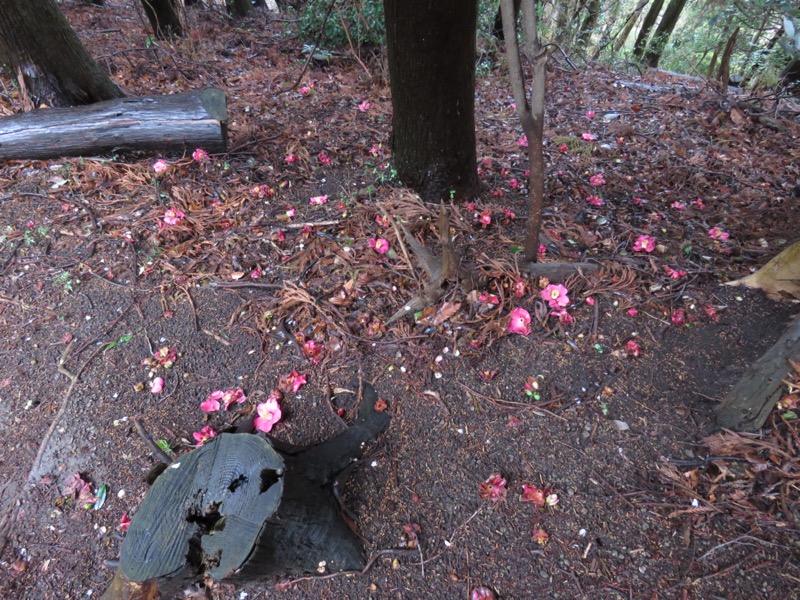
[140,0,185,39]
[576,0,601,50]
[643,0,688,68]
[0,0,124,108]
[383,0,480,202]
[0,89,228,161]
[632,0,665,60]
[612,0,649,53]
[492,0,521,41]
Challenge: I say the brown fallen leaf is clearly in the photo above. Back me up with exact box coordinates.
[724,240,800,300]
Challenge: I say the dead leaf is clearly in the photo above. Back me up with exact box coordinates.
[417,301,461,327]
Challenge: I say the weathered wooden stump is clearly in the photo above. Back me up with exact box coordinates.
[0,88,227,162]
[101,381,390,599]
[716,314,800,431]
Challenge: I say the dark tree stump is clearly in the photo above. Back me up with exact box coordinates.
[716,314,800,431]
[101,381,390,599]
[0,88,227,162]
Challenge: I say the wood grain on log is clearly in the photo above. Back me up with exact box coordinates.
[715,314,800,431]
[0,88,227,162]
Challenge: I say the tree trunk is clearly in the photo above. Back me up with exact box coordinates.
[632,0,664,60]
[612,0,649,53]
[383,0,479,202]
[716,26,739,88]
[576,0,601,50]
[643,0,688,68]
[0,0,124,108]
[140,0,185,39]
[227,0,251,18]
[492,0,521,41]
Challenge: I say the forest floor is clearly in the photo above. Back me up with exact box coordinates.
[1,3,800,600]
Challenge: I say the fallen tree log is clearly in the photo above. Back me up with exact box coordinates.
[716,313,800,431]
[101,381,389,599]
[0,88,227,162]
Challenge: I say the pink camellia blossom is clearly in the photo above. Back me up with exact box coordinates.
[285,208,296,219]
[119,512,131,533]
[551,308,574,325]
[708,227,730,241]
[585,110,596,119]
[670,201,686,210]
[478,209,492,227]
[633,234,655,253]
[521,483,546,507]
[507,307,531,335]
[692,198,705,209]
[358,100,371,112]
[671,309,687,325]
[664,266,687,279]
[369,144,382,156]
[285,154,298,164]
[250,184,274,198]
[538,244,547,256]
[625,340,641,357]
[200,390,224,412]
[513,277,527,297]
[309,195,328,205]
[163,208,185,226]
[586,195,604,206]
[368,237,390,254]
[192,148,209,162]
[517,135,528,147]
[585,296,595,306]
[150,377,164,394]
[589,174,606,186]
[221,388,246,410]
[471,587,497,600]
[508,178,519,189]
[303,339,324,364]
[478,472,507,503]
[250,267,262,279]
[627,308,638,317]
[541,283,570,308]
[503,207,516,220]
[318,151,331,165]
[153,346,177,368]
[582,132,596,141]
[254,396,282,433]
[375,214,390,228]
[193,425,217,446]
[152,159,168,173]
[280,370,307,393]
[559,143,568,153]
[479,292,500,305]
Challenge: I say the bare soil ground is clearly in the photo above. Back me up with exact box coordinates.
[1,3,799,599]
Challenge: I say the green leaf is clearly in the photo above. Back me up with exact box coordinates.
[156,439,173,454]
[93,484,108,511]
[509,246,524,254]
[104,333,134,352]
[782,410,797,421]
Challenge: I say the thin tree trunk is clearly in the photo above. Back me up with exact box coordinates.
[493,0,520,40]
[140,0,185,39]
[632,0,664,60]
[612,0,649,53]
[0,0,124,108]
[643,0,688,68]
[716,26,739,87]
[576,0,601,50]
[383,0,479,201]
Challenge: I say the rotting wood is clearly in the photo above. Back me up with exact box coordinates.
[101,380,390,599]
[0,88,227,162]
[715,313,800,431]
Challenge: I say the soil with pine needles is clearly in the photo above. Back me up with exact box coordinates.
[1,3,799,599]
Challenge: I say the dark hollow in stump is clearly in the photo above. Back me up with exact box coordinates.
[716,314,800,431]
[101,381,390,599]
[0,88,227,162]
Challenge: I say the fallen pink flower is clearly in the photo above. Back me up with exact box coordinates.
[585,110,596,119]
[664,266,687,279]
[708,226,730,240]
[538,244,547,256]
[625,340,641,357]
[585,296,595,306]
[507,307,531,335]
[309,195,329,205]
[541,283,570,308]
[375,214,390,227]
[250,266,262,279]
[479,292,500,305]
[153,346,177,368]
[368,237,390,254]
[503,207,516,220]
[551,308,574,325]
[303,339,324,364]
[633,234,655,253]
[517,135,528,147]
[478,209,492,227]
[671,309,687,325]
[192,425,217,446]
[521,483,545,507]
[532,528,550,544]
[119,512,131,533]
[513,277,527,297]
[163,208,185,226]
[150,377,164,394]
[318,151,332,165]
[152,159,168,173]
[192,148,209,163]
[478,472,507,503]
[582,132,596,141]
[692,198,705,209]
[250,184,274,198]
[221,388,246,410]
[358,100,371,112]
[670,201,686,210]
[285,154,298,164]
[627,308,638,317]
[589,173,606,186]
[254,397,282,433]
[559,143,568,153]
[586,195,604,206]
[471,587,497,600]
[280,370,307,393]
[201,390,224,412]
[545,493,559,507]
